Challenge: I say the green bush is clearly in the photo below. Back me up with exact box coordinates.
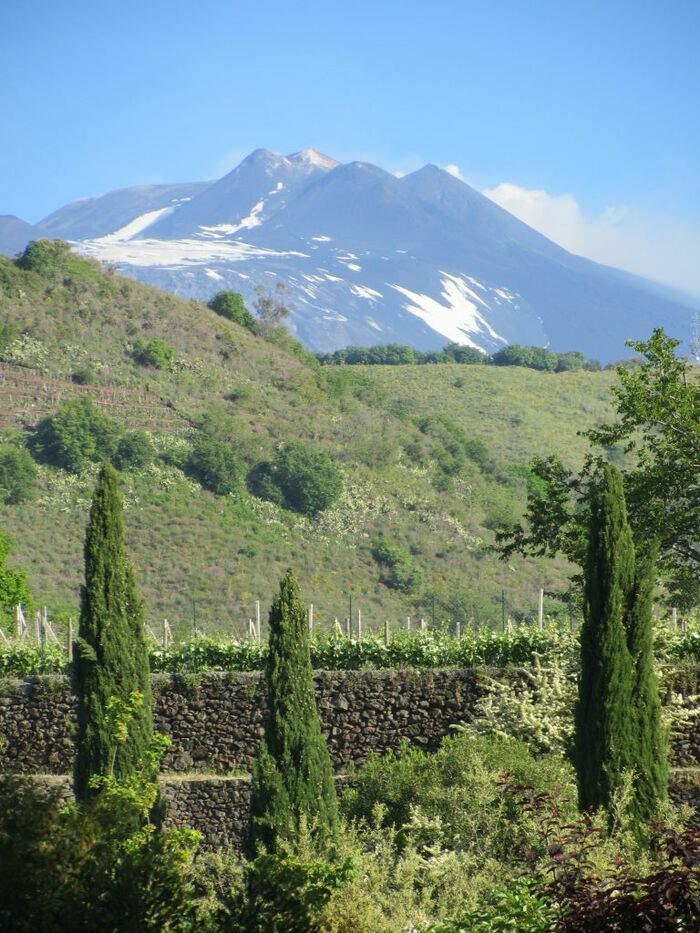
[132,336,174,369]
[371,539,422,593]
[0,444,37,504]
[113,430,156,471]
[208,291,258,333]
[28,397,121,473]
[0,746,200,931]
[15,239,71,277]
[250,442,343,516]
[341,733,576,858]
[244,852,353,932]
[431,877,555,932]
[187,435,242,495]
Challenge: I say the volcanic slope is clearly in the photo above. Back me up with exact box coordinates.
[0,249,614,633]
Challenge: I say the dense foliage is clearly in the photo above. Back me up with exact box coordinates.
[208,290,258,332]
[187,435,242,495]
[29,396,121,473]
[371,539,422,593]
[73,464,154,801]
[113,429,156,471]
[576,465,667,830]
[15,238,72,278]
[0,444,37,504]
[317,341,600,371]
[249,569,338,854]
[132,336,175,369]
[498,330,700,608]
[575,464,637,815]
[249,441,343,516]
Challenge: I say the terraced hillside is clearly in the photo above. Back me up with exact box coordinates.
[0,245,614,635]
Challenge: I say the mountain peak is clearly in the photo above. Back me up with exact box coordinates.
[286,148,340,170]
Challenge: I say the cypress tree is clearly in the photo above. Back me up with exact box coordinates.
[628,543,667,823]
[575,463,636,813]
[73,463,153,802]
[248,569,338,854]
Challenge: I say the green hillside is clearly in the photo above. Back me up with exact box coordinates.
[0,244,615,636]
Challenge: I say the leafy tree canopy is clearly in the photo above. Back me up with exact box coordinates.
[132,336,174,369]
[113,430,156,471]
[250,442,343,516]
[29,397,121,474]
[497,329,700,608]
[15,239,72,277]
[208,290,258,332]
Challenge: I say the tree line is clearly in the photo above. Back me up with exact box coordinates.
[315,341,605,371]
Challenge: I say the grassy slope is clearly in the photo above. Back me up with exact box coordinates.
[0,252,614,636]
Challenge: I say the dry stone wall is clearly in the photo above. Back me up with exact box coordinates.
[0,669,482,775]
[1,668,698,847]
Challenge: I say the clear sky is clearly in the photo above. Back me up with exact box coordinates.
[2,0,699,293]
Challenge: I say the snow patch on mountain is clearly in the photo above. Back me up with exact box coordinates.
[77,235,309,268]
[391,274,507,348]
[99,206,175,242]
[350,284,382,300]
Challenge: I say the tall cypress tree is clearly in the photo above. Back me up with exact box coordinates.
[628,543,667,823]
[575,463,636,813]
[248,569,338,854]
[73,463,153,802]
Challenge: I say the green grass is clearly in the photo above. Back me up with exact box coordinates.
[0,250,617,636]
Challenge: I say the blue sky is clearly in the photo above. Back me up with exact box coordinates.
[2,0,699,292]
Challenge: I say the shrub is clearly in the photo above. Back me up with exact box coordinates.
[458,655,576,757]
[113,430,156,471]
[372,539,422,593]
[28,397,121,473]
[208,291,258,332]
[556,350,586,372]
[251,442,343,516]
[432,877,555,932]
[132,336,174,369]
[186,435,242,495]
[15,238,71,277]
[244,851,352,931]
[553,824,700,931]
[342,733,576,859]
[0,444,37,504]
[0,748,200,931]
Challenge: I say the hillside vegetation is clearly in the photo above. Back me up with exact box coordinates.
[0,243,615,635]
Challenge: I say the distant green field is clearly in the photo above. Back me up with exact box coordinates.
[360,363,615,469]
[0,250,616,636]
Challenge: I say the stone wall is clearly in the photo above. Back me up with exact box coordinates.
[1,668,697,847]
[0,773,251,850]
[0,669,482,775]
